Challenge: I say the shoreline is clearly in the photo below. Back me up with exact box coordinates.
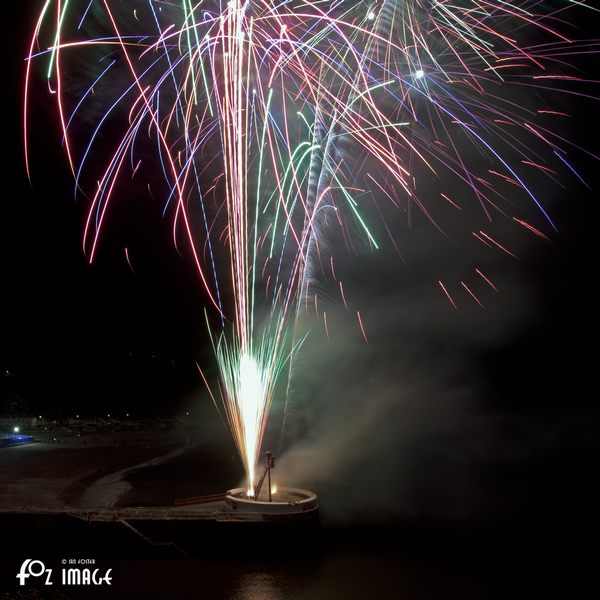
[78,445,189,508]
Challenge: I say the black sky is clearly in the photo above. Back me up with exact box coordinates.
[2,3,598,414]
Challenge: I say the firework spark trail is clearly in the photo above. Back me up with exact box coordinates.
[24,1,598,491]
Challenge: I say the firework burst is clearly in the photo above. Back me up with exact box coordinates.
[25,0,598,491]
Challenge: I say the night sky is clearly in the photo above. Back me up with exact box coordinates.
[2,3,214,417]
[2,2,599,526]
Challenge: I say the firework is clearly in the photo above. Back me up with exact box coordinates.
[25,0,598,491]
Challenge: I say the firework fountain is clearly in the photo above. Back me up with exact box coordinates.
[25,1,598,494]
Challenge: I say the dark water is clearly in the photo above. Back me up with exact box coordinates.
[118,441,243,506]
[1,437,594,599]
[0,513,589,600]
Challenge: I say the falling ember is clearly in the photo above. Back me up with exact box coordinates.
[461,281,485,309]
[357,311,368,344]
[440,193,462,211]
[513,218,551,241]
[124,247,138,276]
[339,281,349,311]
[475,269,498,292]
[478,232,519,259]
[438,281,457,311]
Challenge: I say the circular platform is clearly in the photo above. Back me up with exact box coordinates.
[224,487,318,516]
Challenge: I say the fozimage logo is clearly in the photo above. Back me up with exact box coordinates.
[16,559,112,586]
[16,560,52,586]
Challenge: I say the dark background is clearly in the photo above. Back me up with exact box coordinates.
[1,3,599,600]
